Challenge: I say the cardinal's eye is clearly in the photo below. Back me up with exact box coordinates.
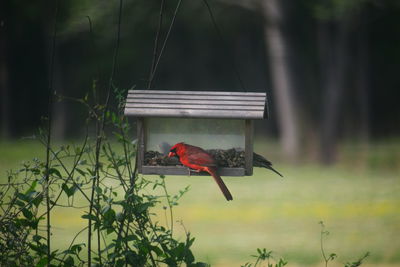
[170,148,177,153]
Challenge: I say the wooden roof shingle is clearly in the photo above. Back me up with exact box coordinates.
[124,90,268,119]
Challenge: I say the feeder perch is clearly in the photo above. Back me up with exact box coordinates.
[124,90,268,176]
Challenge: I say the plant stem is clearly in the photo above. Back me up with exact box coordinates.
[320,224,329,267]
[161,177,173,237]
[44,0,59,264]
[88,0,123,264]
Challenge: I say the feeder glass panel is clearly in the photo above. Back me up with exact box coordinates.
[145,118,245,152]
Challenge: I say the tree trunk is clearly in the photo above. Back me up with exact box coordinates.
[355,11,370,142]
[261,0,300,160]
[51,55,67,140]
[0,33,10,139]
[318,20,349,164]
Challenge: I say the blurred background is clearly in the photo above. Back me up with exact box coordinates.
[1,0,399,266]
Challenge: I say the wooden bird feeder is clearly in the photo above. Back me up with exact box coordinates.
[124,90,268,176]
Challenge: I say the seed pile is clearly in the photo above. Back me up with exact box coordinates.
[144,151,180,166]
[144,148,245,168]
[207,148,245,167]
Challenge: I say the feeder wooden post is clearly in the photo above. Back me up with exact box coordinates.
[136,118,145,174]
[245,119,254,175]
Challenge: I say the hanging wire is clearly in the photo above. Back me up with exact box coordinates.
[147,0,165,89]
[202,0,247,92]
[148,0,184,89]
[147,0,247,92]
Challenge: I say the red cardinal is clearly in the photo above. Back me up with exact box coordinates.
[168,142,233,201]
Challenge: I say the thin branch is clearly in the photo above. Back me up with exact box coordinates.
[104,143,128,191]
[37,136,90,222]
[44,0,59,263]
[61,225,89,263]
[118,117,133,186]
[88,0,124,265]
[37,136,91,204]
[161,177,174,237]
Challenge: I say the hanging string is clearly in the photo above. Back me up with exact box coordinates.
[148,0,184,89]
[147,0,165,89]
[147,0,247,92]
[202,0,247,92]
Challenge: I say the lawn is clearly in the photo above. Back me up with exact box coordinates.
[0,139,399,266]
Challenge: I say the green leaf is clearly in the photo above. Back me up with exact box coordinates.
[75,168,87,177]
[74,146,82,155]
[25,180,38,195]
[184,248,195,264]
[151,246,163,257]
[103,208,116,228]
[48,168,62,178]
[101,243,115,253]
[35,257,48,267]
[61,183,72,197]
[101,204,111,214]
[32,193,43,207]
[22,208,33,220]
[30,218,41,230]
[64,256,74,266]
[136,202,153,214]
[126,251,138,265]
[70,243,85,254]
[17,192,29,202]
[277,259,288,267]
[122,234,137,243]
[32,234,44,242]
[187,236,195,247]
[81,213,98,221]
[15,199,26,207]
[95,186,102,194]
[116,259,125,267]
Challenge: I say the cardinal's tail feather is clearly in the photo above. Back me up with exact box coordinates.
[205,167,233,201]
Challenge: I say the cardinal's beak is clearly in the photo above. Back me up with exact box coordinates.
[168,152,175,157]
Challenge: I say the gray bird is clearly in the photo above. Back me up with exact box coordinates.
[158,142,172,155]
[253,152,283,177]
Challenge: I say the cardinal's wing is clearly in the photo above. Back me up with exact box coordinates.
[185,145,216,167]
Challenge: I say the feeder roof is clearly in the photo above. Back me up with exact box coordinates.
[124,90,268,119]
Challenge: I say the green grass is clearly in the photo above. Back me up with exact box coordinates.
[0,139,399,266]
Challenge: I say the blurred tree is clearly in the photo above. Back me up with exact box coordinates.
[261,0,300,161]
[0,0,51,138]
[223,0,301,161]
[224,0,377,163]
[317,14,350,164]
[0,6,10,138]
[0,0,11,138]
[355,10,370,142]
[313,0,370,164]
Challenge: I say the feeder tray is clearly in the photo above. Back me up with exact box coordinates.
[124,90,268,176]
